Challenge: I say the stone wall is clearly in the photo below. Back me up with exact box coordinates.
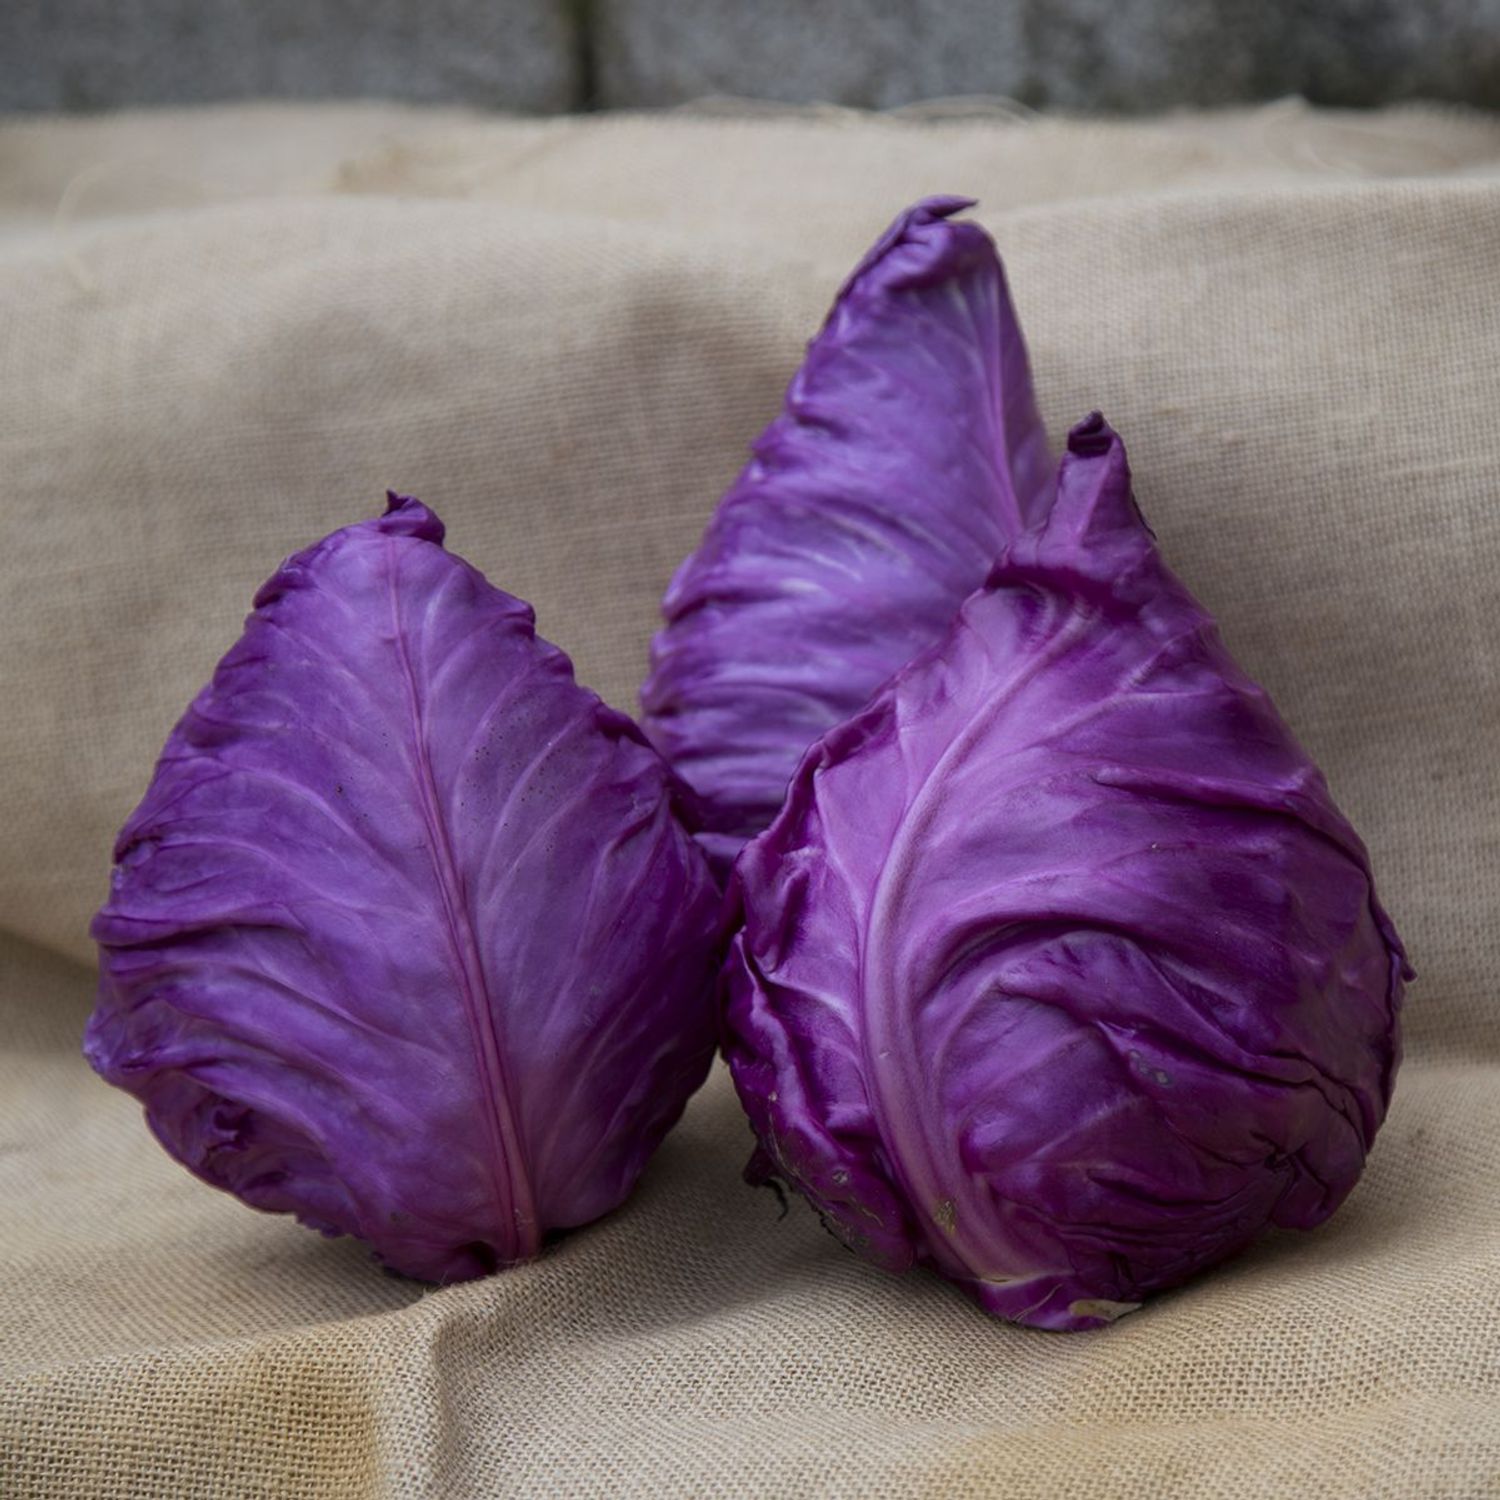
[5,0,1499,114]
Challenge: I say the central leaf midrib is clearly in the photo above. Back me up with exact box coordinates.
[386,549,540,1261]
[858,600,1093,1283]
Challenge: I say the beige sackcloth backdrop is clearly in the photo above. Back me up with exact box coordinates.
[2,99,1499,1498]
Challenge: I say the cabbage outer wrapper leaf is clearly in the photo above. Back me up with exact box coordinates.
[87,496,721,1283]
[642,196,1053,873]
[724,415,1409,1332]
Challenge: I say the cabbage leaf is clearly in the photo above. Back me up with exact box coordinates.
[88,495,721,1281]
[642,196,1052,872]
[724,415,1408,1330]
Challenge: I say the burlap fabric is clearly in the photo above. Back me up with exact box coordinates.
[2,101,1498,1497]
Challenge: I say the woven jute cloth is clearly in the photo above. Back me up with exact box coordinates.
[2,101,1498,1498]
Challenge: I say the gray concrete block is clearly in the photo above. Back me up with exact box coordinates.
[1288,0,1500,109]
[9,1,1496,119]
[593,0,1500,113]
[1,0,580,113]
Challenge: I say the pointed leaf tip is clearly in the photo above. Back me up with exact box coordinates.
[1058,413,1134,522]
[1066,411,1113,458]
[840,195,987,299]
[913,194,980,221]
[379,490,446,545]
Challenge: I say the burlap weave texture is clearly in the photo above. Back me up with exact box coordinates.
[1,101,1498,1497]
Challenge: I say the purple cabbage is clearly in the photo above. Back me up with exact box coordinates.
[87,496,721,1282]
[641,196,1052,874]
[723,415,1408,1331]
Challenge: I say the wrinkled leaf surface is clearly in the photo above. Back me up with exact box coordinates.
[724,416,1407,1330]
[88,496,721,1281]
[643,196,1052,871]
